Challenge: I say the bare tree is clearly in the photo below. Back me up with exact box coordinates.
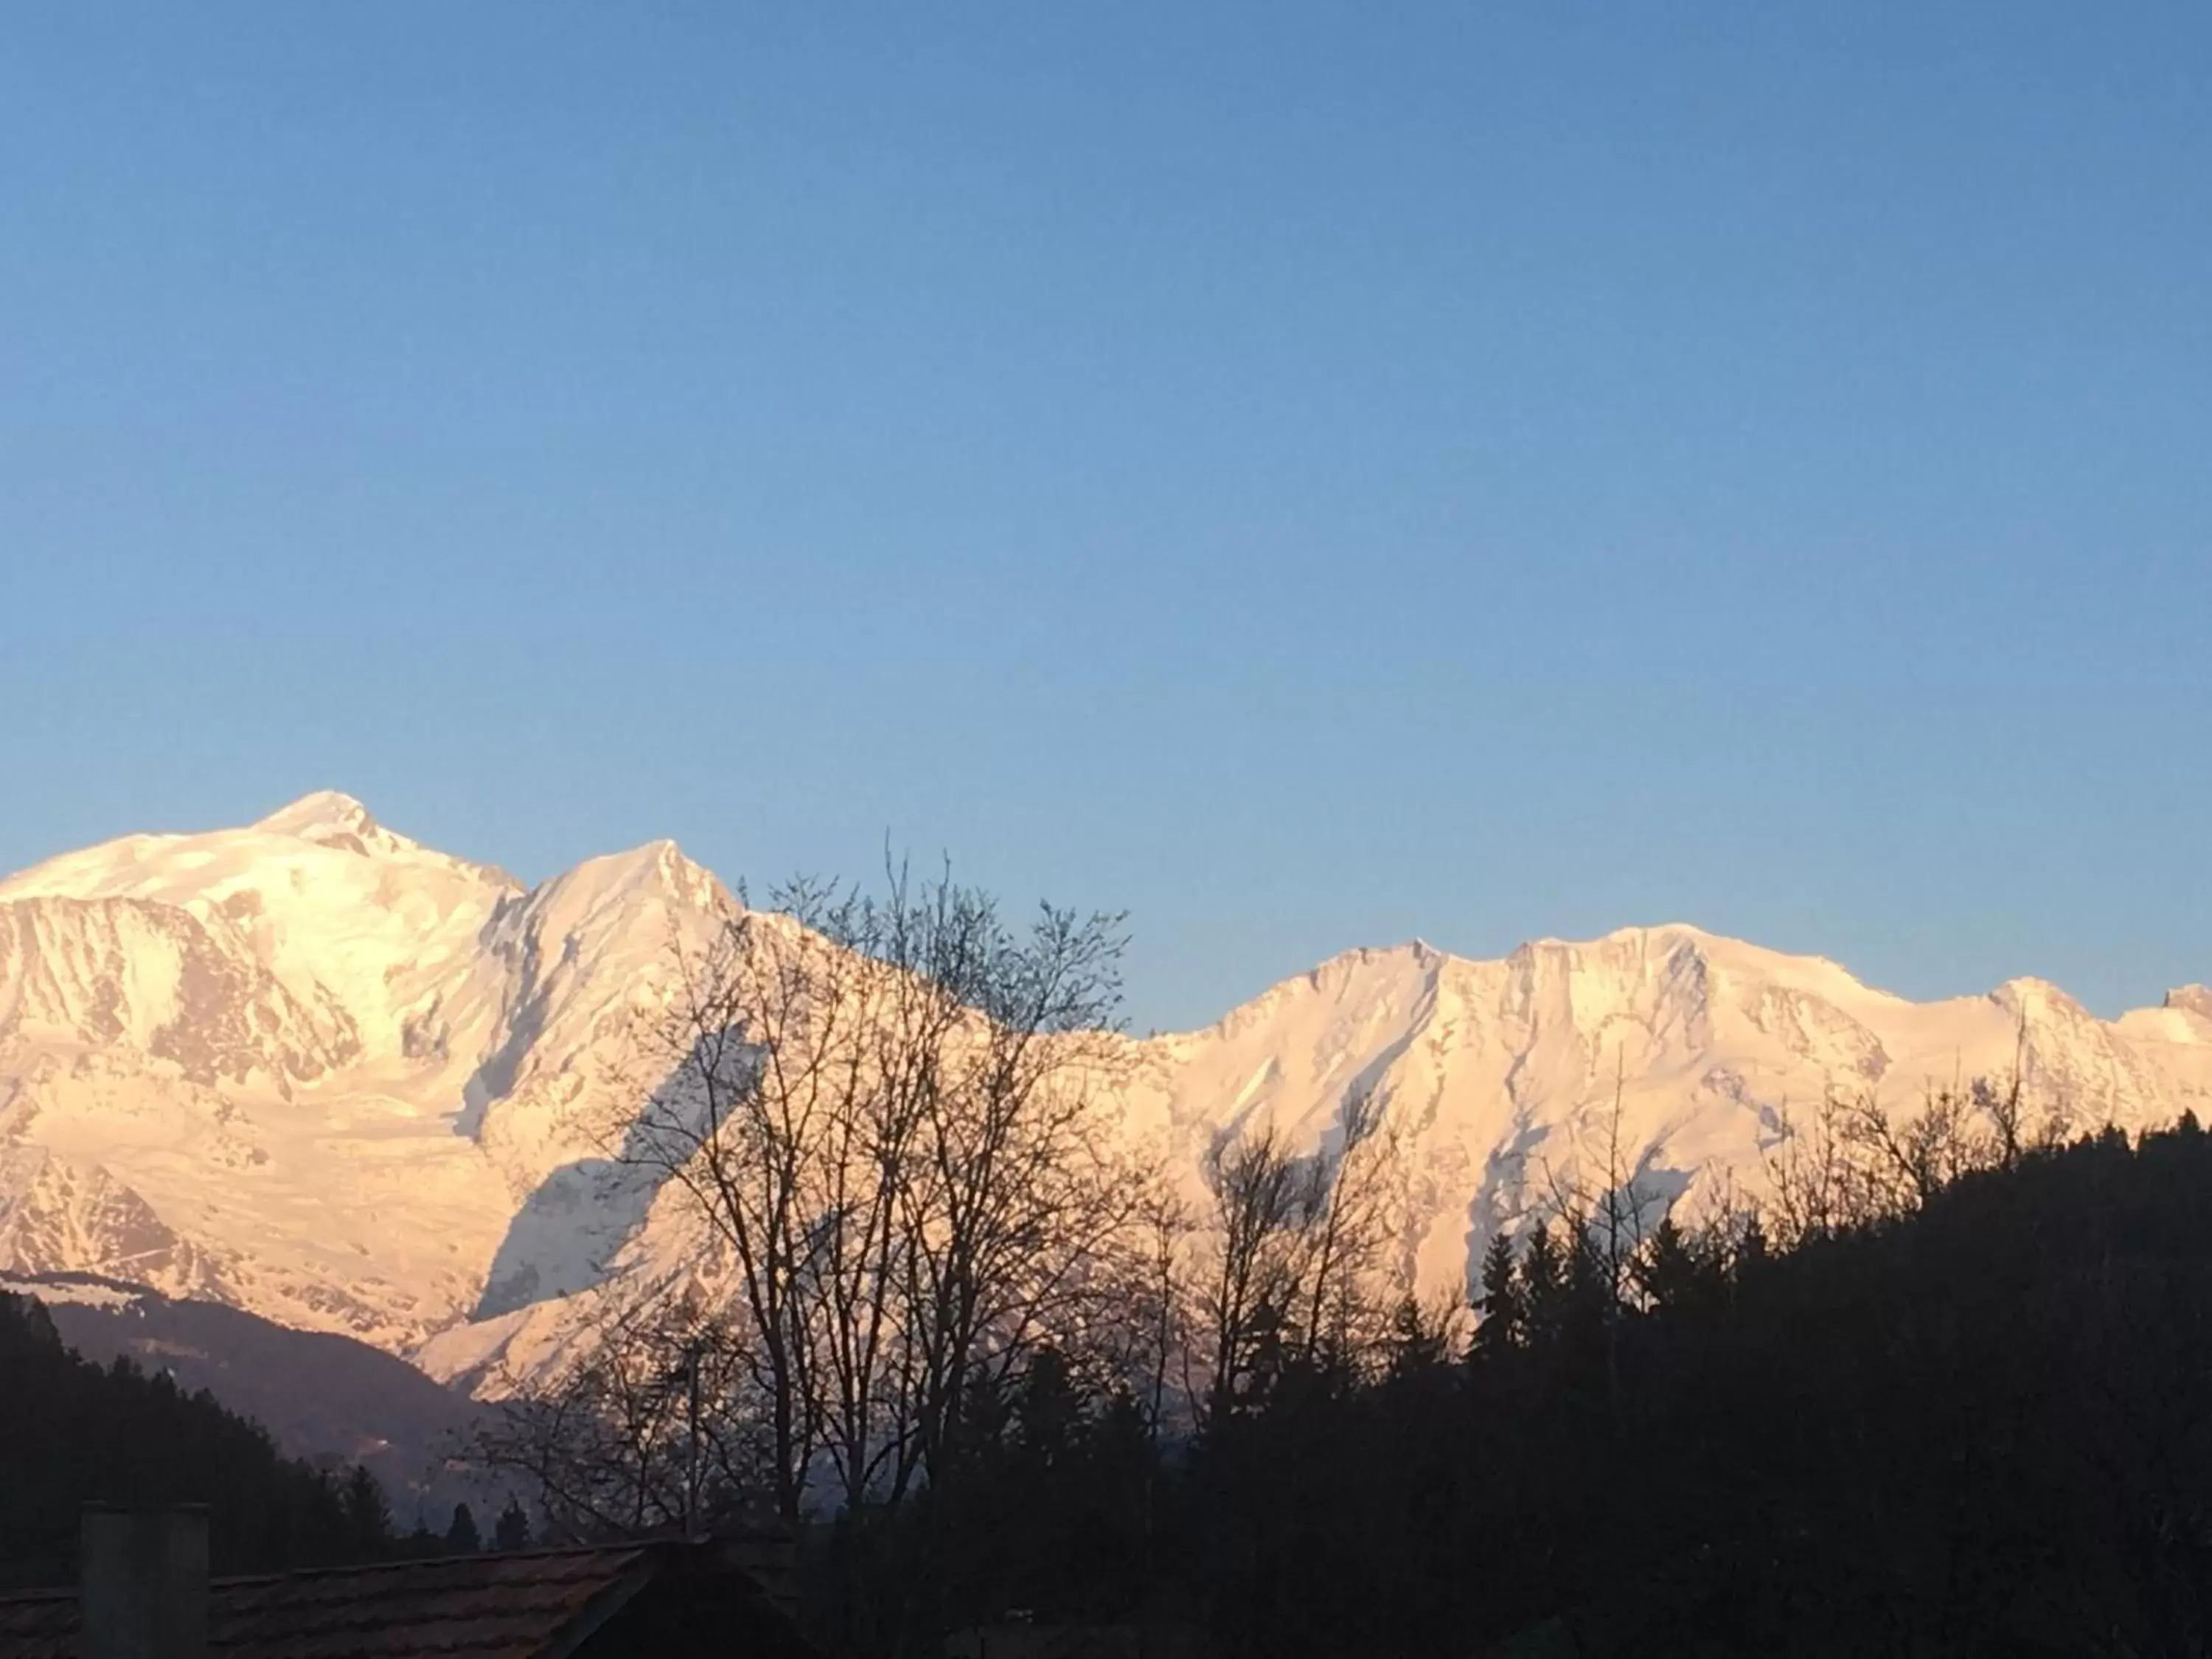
[475,1289,763,1540]
[1133,1178,1196,1441]
[1197,1085,1402,1421]
[1534,1056,1661,1315]
[600,861,1138,1523]
[1762,1089,1870,1248]
[1761,1018,2071,1247]
[883,888,1135,1503]
[1293,1085,1398,1368]
[1837,1061,2065,1220]
[1837,1077,1980,1213]
[615,890,866,1523]
[1199,1120,1310,1422]
[1975,1016,2073,1169]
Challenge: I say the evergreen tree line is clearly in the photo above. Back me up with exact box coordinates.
[797,1104,2212,1657]
[0,1294,529,1588]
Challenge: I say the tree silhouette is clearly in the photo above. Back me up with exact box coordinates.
[444,1502,481,1554]
[492,1498,534,1552]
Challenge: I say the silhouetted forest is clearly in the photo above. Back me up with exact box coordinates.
[15,1114,2212,1655]
[804,1113,2212,1657]
[0,1295,518,1588]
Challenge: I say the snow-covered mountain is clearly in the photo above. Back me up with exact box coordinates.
[0,793,723,1352]
[4,794,2208,1390]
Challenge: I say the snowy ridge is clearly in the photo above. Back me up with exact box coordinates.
[2,796,2208,1389]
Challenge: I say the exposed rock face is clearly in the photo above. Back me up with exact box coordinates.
[0,896,355,1083]
[1,795,2207,1392]
[2168,986,2212,1023]
[0,1146,220,1295]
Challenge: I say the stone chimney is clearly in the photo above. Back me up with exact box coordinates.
[80,1505,208,1659]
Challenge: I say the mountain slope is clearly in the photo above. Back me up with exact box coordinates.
[0,1269,484,1511]
[0,793,722,1349]
[3,796,2207,1390]
[1117,928,2212,1295]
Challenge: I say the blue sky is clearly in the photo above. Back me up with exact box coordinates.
[2,4,2206,1033]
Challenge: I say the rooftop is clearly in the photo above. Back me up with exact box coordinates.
[0,1537,812,1659]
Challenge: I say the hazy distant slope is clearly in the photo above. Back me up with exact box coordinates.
[0,1269,483,1509]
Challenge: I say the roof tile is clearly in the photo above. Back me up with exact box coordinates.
[0,1541,788,1659]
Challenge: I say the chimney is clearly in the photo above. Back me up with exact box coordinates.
[80,1505,208,1659]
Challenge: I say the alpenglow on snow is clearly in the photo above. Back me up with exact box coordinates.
[1,793,2207,1394]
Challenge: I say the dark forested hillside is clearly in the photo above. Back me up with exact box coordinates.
[779,1115,2212,1658]
[1188,1116,2212,1657]
[7,1271,486,1512]
[0,1293,397,1588]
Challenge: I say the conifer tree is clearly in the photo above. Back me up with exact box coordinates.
[1632,1217,1707,1312]
[445,1502,481,1554]
[1517,1222,1565,1346]
[1472,1231,1525,1359]
[1385,1294,1453,1377]
[493,1498,534,1553]
[341,1465,392,1548]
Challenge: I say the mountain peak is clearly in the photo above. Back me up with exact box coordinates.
[2166,985,2212,1021]
[255,790,377,835]
[251,791,412,855]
